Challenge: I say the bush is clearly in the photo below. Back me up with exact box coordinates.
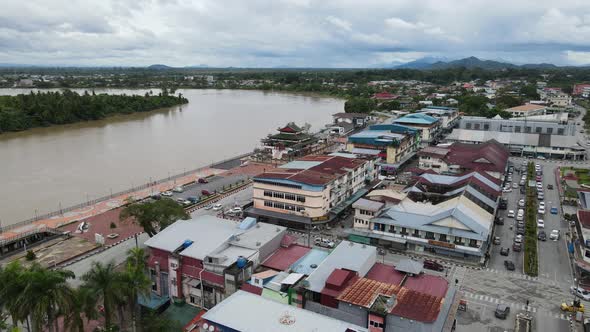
[25,250,36,261]
[523,162,539,277]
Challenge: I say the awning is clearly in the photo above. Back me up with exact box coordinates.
[330,188,369,215]
[348,234,371,244]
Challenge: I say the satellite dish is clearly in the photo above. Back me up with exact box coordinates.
[203,323,209,329]
[208,325,214,332]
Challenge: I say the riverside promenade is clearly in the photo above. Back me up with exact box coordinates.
[0,153,263,246]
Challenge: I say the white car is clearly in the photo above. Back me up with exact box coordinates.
[213,204,223,211]
[314,237,335,248]
[518,199,525,207]
[230,207,243,214]
[538,207,545,214]
[503,187,512,193]
[172,186,184,193]
[539,201,545,208]
[537,219,545,228]
[550,229,560,241]
[507,210,515,218]
[514,234,523,244]
[538,156,546,160]
[571,286,590,301]
[512,183,518,189]
[516,214,524,221]
[161,191,173,197]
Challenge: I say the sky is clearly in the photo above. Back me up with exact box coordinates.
[1,0,590,67]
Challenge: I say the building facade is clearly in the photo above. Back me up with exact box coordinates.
[346,124,419,165]
[417,106,460,131]
[392,113,441,147]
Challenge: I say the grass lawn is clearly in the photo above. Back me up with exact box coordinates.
[561,167,590,185]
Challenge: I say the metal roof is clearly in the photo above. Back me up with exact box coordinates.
[202,291,368,332]
[447,129,581,149]
[393,113,439,125]
[394,259,423,275]
[305,241,376,293]
[352,198,385,211]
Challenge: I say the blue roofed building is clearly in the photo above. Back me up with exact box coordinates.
[417,106,460,132]
[346,123,419,167]
[392,113,442,147]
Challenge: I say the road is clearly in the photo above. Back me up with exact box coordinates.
[163,174,250,203]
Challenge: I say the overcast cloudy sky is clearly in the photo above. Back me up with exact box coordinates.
[1,0,590,67]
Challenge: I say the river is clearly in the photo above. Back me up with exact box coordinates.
[0,89,343,226]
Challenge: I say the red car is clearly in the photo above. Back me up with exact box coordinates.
[198,178,208,184]
[423,259,444,271]
[201,190,212,196]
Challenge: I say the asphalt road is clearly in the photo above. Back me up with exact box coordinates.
[164,174,249,202]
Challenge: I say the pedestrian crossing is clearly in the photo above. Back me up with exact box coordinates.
[481,267,561,287]
[462,291,570,321]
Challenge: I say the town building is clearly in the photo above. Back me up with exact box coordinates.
[417,106,460,132]
[347,172,499,261]
[346,123,419,166]
[259,123,317,161]
[298,241,459,331]
[574,84,590,97]
[392,113,441,147]
[352,198,385,230]
[457,115,575,136]
[505,104,547,117]
[417,140,509,179]
[200,290,368,332]
[330,112,371,135]
[246,154,377,228]
[445,129,586,160]
[144,216,287,309]
[372,92,399,100]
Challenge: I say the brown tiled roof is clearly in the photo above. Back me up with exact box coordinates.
[255,155,366,186]
[390,288,443,323]
[444,140,509,174]
[337,278,399,308]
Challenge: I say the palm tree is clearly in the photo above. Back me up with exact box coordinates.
[14,263,76,332]
[64,287,98,332]
[124,248,151,332]
[81,261,125,330]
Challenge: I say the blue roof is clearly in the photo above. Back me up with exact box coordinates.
[290,248,330,275]
[393,113,439,125]
[348,130,405,147]
[369,123,418,134]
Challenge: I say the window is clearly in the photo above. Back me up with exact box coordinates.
[469,239,478,247]
[264,201,273,207]
[263,190,273,197]
[465,123,472,129]
[547,127,553,134]
[273,192,284,199]
[297,195,306,203]
[401,227,408,235]
[389,225,396,233]
[515,126,521,133]
[483,124,489,131]
[454,236,463,244]
[525,127,532,133]
[474,123,481,130]
[284,193,296,201]
[425,232,435,240]
[273,202,285,209]
[439,234,447,242]
[370,321,384,328]
[558,128,565,135]
[535,127,542,133]
[413,229,420,238]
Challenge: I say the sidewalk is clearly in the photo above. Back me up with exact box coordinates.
[0,167,225,243]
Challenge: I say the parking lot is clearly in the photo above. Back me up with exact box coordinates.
[158,174,249,205]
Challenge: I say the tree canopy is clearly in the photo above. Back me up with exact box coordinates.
[0,90,188,133]
[120,198,190,237]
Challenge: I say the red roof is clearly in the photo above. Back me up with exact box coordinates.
[444,140,509,174]
[579,210,590,229]
[326,269,356,289]
[403,274,448,298]
[366,263,405,285]
[390,288,443,322]
[240,283,263,296]
[337,277,399,308]
[373,92,399,100]
[261,244,310,271]
[255,155,367,186]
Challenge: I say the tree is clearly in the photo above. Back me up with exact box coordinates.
[124,248,151,332]
[81,261,125,330]
[14,263,76,332]
[519,84,540,100]
[120,198,190,237]
[64,287,98,332]
[344,97,376,113]
[0,262,26,329]
[141,311,182,332]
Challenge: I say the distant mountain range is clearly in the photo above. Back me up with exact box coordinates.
[388,56,562,70]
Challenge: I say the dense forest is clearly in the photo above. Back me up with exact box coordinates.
[0,90,188,133]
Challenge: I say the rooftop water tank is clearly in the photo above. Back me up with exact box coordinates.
[236,256,248,269]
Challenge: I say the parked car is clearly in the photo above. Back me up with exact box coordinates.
[537,219,545,228]
[162,191,173,197]
[173,186,184,193]
[504,260,515,271]
[514,234,523,244]
[516,227,525,235]
[516,213,524,221]
[538,230,547,241]
[187,196,199,204]
[198,178,208,183]
[201,190,212,196]
[423,259,445,272]
[513,242,522,251]
[213,204,223,211]
[538,156,546,160]
[507,210,515,218]
[550,207,558,214]
[230,206,243,214]
[550,229,560,241]
[518,199,525,207]
[512,183,518,189]
[538,207,545,215]
[538,193,545,200]
[503,187,512,193]
[493,237,501,245]
[151,193,162,200]
[204,204,214,210]
[500,247,510,256]
[495,303,511,319]
[495,217,504,225]
[571,286,590,301]
[547,184,554,190]
[314,237,335,249]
